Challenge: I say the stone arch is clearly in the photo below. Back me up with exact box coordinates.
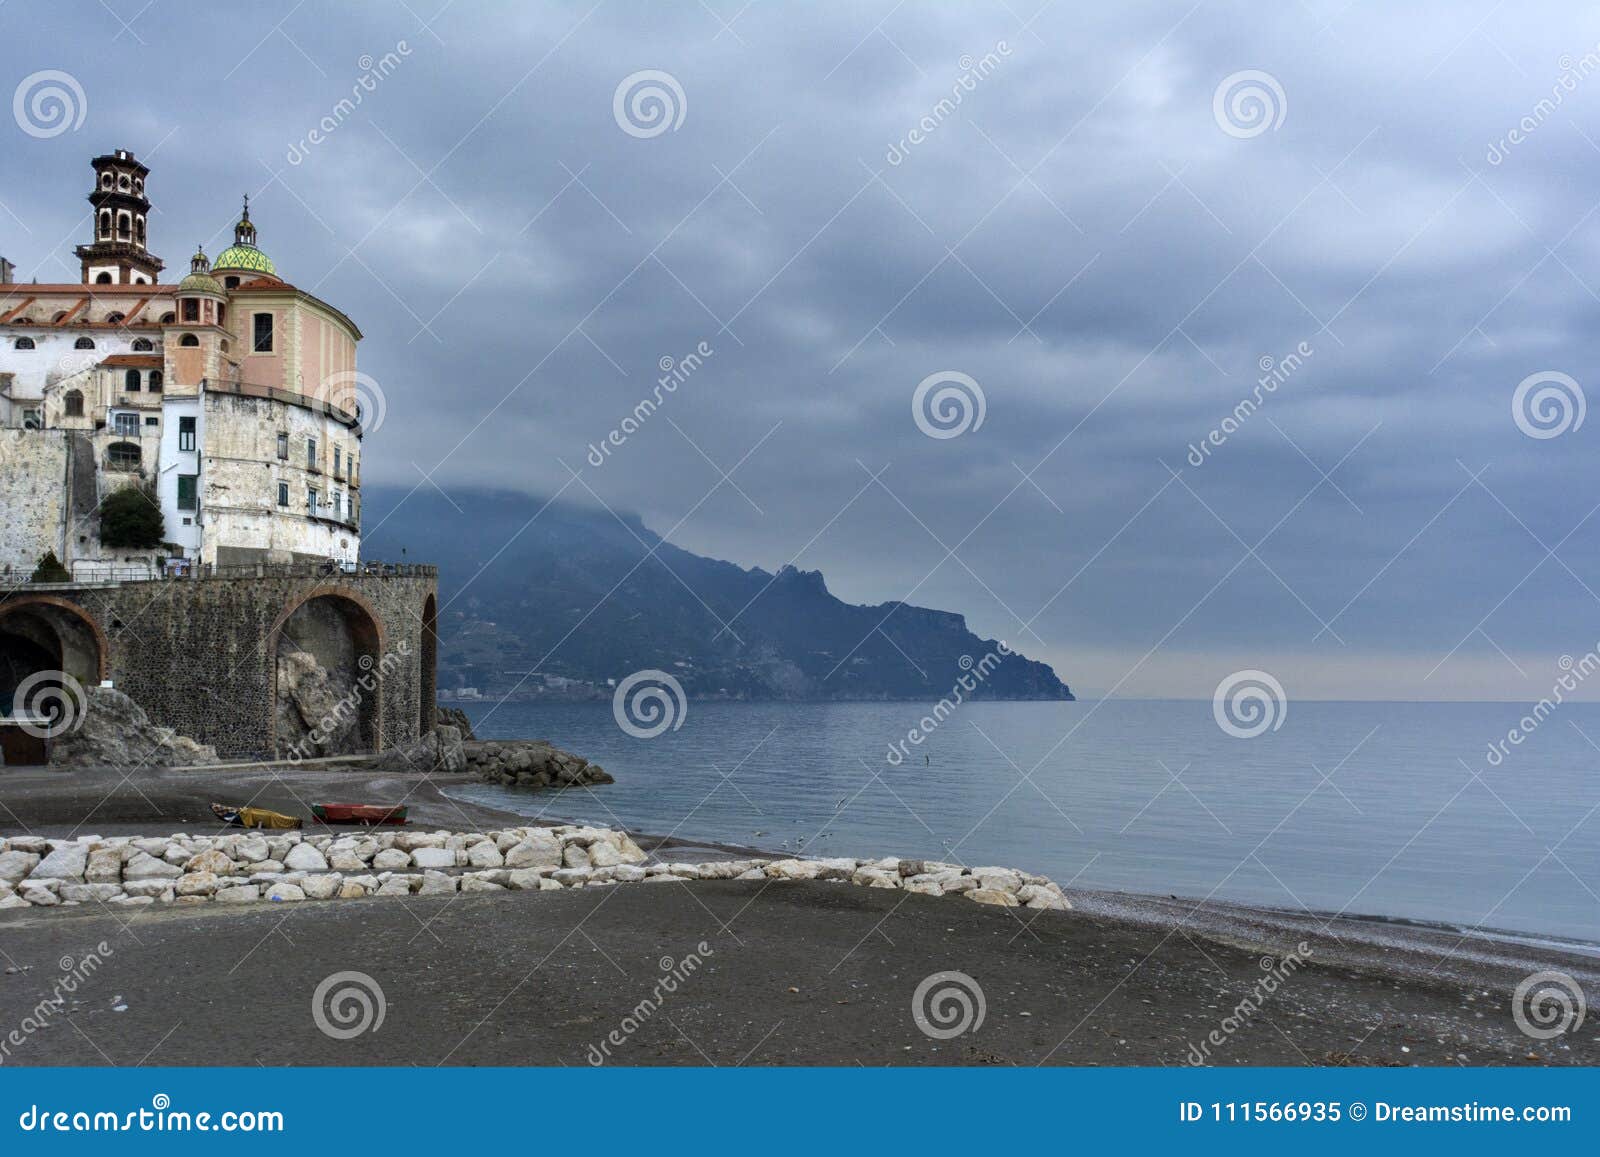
[268,587,386,758]
[0,597,107,730]
[420,593,437,734]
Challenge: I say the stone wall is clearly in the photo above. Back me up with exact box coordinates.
[0,567,436,759]
[0,429,69,579]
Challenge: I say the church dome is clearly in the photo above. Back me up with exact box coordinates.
[178,245,224,294]
[212,243,275,275]
[213,195,276,275]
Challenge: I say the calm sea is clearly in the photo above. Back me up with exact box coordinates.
[446,699,1600,946]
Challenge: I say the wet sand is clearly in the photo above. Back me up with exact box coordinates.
[2,763,1596,1066]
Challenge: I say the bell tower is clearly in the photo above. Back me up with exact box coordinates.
[74,149,164,285]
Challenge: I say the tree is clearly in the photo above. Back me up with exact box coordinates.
[30,551,71,583]
[100,484,165,550]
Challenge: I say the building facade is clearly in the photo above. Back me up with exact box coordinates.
[0,152,435,762]
[1,150,364,580]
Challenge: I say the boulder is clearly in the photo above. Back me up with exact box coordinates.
[1018,884,1071,911]
[375,876,415,896]
[264,882,306,902]
[29,844,88,882]
[123,880,175,899]
[0,850,41,885]
[417,871,458,895]
[301,874,342,900]
[184,849,236,876]
[461,875,506,892]
[59,883,123,903]
[216,885,260,904]
[503,830,562,869]
[371,848,412,870]
[283,843,329,872]
[175,872,223,897]
[410,847,454,870]
[50,686,217,770]
[967,888,1020,907]
[765,859,821,880]
[562,844,591,870]
[435,705,477,740]
[85,847,124,884]
[466,841,504,869]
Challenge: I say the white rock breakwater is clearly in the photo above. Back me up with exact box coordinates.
[0,827,1071,912]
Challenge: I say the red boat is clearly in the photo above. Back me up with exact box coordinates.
[311,803,409,826]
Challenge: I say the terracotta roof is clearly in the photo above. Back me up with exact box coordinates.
[0,283,176,295]
[100,354,164,368]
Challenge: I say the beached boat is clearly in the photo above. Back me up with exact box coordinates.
[311,803,409,825]
[210,802,302,830]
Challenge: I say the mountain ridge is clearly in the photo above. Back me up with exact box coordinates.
[362,487,1073,703]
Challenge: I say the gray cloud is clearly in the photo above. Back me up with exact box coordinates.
[5,0,1600,698]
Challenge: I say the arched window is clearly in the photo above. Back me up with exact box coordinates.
[95,273,113,284]
[225,277,240,289]
[64,390,84,417]
[74,337,95,350]
[124,369,141,392]
[117,174,130,191]
[181,299,199,323]
[52,311,68,323]
[159,312,175,324]
[98,210,111,238]
[105,311,125,325]
[179,334,199,347]
[149,371,162,392]
[106,442,141,471]
[100,173,112,190]
[132,338,153,352]
[13,337,35,350]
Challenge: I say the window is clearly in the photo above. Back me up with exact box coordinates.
[307,437,317,469]
[105,311,125,325]
[181,299,199,323]
[22,408,42,430]
[253,312,273,352]
[149,370,162,392]
[179,334,199,347]
[225,277,239,289]
[334,447,342,476]
[277,481,289,507]
[159,312,175,324]
[276,432,289,460]
[124,369,141,392]
[13,337,34,350]
[95,272,113,284]
[143,416,158,426]
[307,487,319,516]
[74,337,95,350]
[178,416,196,452]
[132,338,153,351]
[176,474,197,511]
[64,390,84,417]
[106,442,141,470]
[113,412,139,437]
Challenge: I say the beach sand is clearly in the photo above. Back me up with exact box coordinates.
[1,763,1595,1066]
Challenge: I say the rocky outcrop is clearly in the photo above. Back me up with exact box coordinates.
[0,827,1071,913]
[435,705,477,740]
[274,648,360,758]
[50,686,217,771]
[464,739,613,789]
[386,724,467,773]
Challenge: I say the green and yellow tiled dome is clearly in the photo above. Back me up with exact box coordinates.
[212,243,275,275]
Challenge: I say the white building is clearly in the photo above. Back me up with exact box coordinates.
[0,150,367,579]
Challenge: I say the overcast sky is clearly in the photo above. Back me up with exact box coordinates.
[6,1,1600,699]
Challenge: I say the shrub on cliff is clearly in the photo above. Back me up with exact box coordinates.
[100,484,165,549]
[30,551,71,583]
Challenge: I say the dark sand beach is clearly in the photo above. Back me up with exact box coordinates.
[2,764,1596,1067]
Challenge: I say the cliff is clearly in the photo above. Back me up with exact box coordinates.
[362,487,1072,703]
